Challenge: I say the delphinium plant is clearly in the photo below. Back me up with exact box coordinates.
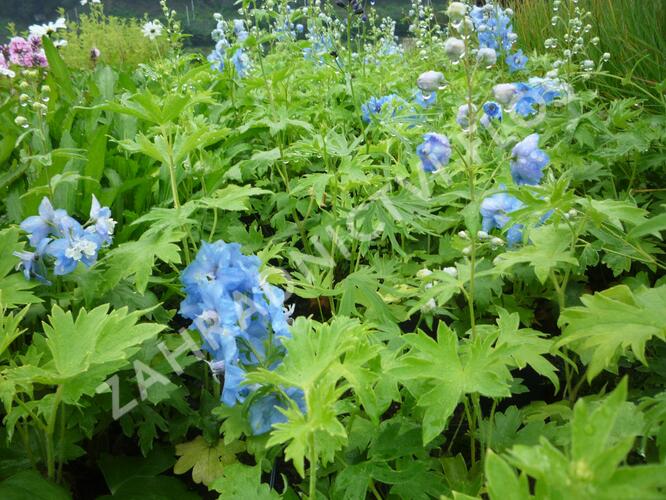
[0,0,665,498]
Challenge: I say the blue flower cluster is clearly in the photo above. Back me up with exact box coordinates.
[510,133,550,185]
[180,240,302,435]
[470,5,516,52]
[480,190,525,246]
[207,17,251,77]
[15,196,115,281]
[493,78,567,117]
[417,133,452,173]
[303,34,335,63]
[361,94,403,123]
[470,4,526,73]
[480,134,551,246]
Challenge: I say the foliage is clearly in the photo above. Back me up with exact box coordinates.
[0,0,665,498]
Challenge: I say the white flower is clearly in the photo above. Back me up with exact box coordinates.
[29,17,67,38]
[142,20,163,40]
[81,0,101,5]
[446,2,467,21]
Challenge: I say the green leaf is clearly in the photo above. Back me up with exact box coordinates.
[0,470,70,500]
[174,436,245,486]
[495,309,559,390]
[42,36,75,102]
[494,225,578,284]
[210,463,279,499]
[103,229,183,293]
[36,304,164,403]
[196,185,271,212]
[484,451,531,500]
[558,285,666,380]
[392,324,512,444]
[98,448,175,495]
[627,211,666,240]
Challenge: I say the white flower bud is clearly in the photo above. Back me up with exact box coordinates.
[422,298,437,313]
[417,70,445,92]
[443,267,458,278]
[462,246,472,256]
[477,47,496,66]
[491,237,504,246]
[458,230,469,239]
[446,2,467,21]
[416,268,433,279]
[492,83,516,106]
[444,37,465,62]
[477,230,489,240]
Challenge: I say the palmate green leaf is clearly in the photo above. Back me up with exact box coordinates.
[210,463,279,500]
[498,379,666,499]
[557,285,666,380]
[0,228,40,307]
[495,309,560,390]
[493,225,578,284]
[10,304,164,404]
[266,382,347,478]
[103,229,183,294]
[173,435,244,487]
[392,324,513,444]
[196,185,271,212]
[580,198,648,231]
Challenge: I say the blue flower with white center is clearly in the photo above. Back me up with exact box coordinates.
[480,191,524,246]
[506,50,528,72]
[180,240,294,427]
[417,133,452,173]
[45,222,102,275]
[510,133,550,186]
[414,89,436,109]
[87,195,116,246]
[480,101,502,127]
[20,197,68,247]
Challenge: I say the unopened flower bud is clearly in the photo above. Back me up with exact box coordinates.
[14,116,28,127]
[458,230,469,239]
[477,230,489,240]
[417,70,445,91]
[444,37,465,62]
[491,237,504,246]
[446,2,467,21]
[443,267,458,278]
[416,268,433,279]
[462,246,472,256]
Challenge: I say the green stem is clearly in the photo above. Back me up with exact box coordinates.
[45,385,63,481]
[308,434,317,499]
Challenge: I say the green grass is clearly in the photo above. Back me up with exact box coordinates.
[511,0,666,101]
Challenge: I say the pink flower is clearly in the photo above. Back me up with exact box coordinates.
[9,37,31,65]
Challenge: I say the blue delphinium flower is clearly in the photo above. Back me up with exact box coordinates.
[231,48,250,77]
[20,197,68,247]
[180,240,298,433]
[480,101,502,127]
[417,133,452,173]
[480,191,524,246]
[233,19,248,42]
[414,89,437,109]
[361,94,401,123]
[456,103,476,129]
[506,50,528,73]
[470,5,516,53]
[510,133,550,185]
[17,196,112,280]
[248,387,306,435]
[303,34,334,63]
[46,222,102,275]
[88,195,116,245]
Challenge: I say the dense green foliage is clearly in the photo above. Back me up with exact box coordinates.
[0,0,665,498]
